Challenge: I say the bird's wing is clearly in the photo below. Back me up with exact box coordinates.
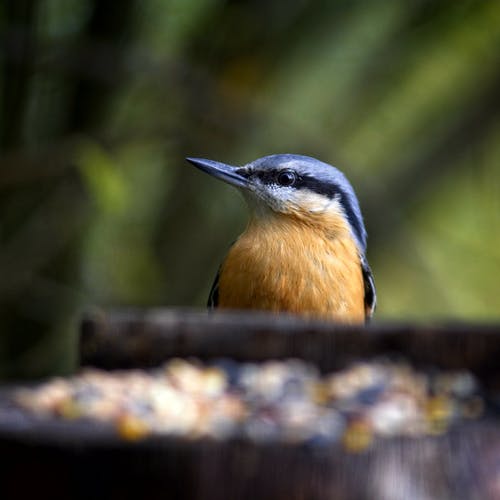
[361,256,376,320]
[207,267,220,308]
[208,242,237,309]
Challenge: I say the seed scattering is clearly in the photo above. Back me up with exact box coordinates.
[16,359,485,451]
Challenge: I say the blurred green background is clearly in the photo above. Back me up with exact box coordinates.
[1,0,499,379]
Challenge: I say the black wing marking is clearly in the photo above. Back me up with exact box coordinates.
[361,256,376,321]
[207,267,220,308]
[208,242,237,309]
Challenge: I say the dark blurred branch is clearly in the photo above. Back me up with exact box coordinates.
[0,0,39,150]
[0,1,145,136]
[0,0,142,379]
[65,0,139,134]
[0,175,87,295]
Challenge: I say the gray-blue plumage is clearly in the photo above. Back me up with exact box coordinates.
[241,154,368,252]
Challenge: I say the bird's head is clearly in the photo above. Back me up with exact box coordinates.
[187,154,367,251]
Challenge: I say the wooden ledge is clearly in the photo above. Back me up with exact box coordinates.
[80,308,500,386]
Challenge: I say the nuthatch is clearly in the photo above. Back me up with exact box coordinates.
[187,154,376,323]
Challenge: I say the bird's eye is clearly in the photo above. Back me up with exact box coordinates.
[277,170,297,187]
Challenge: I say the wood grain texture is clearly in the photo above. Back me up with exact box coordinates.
[80,309,500,392]
[0,309,499,500]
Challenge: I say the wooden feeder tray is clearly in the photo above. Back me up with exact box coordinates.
[1,309,499,500]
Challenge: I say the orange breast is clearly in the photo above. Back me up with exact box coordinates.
[217,215,365,323]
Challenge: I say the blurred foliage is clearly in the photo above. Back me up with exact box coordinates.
[0,0,499,378]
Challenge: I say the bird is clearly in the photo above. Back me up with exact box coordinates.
[187,154,376,323]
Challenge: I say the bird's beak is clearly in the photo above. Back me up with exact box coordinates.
[186,157,249,189]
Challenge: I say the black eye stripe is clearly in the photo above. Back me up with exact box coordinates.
[255,169,277,184]
[300,175,365,247]
[298,175,337,198]
[252,169,300,185]
[251,169,365,248]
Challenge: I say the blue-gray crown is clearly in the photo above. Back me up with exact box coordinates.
[246,154,368,251]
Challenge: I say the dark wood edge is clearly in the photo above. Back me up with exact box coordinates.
[79,308,500,385]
